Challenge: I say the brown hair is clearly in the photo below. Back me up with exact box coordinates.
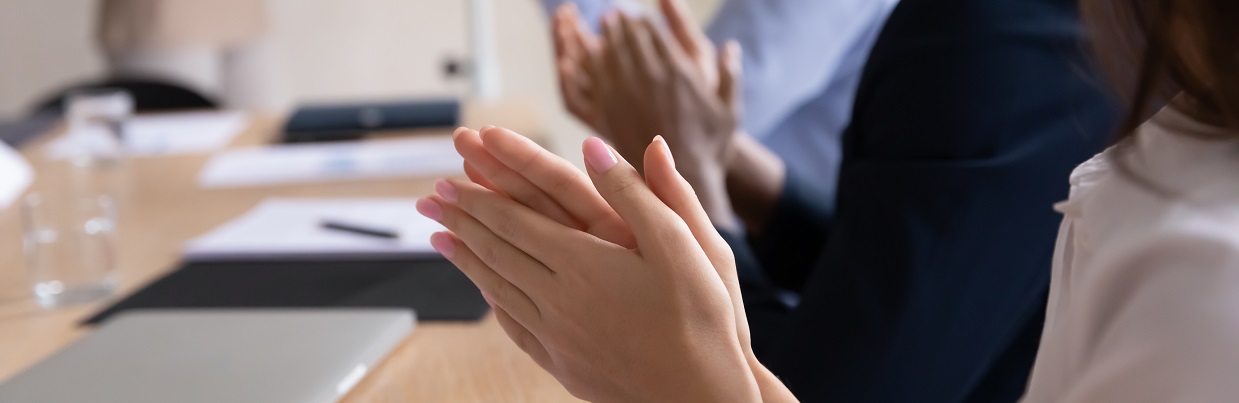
[1081,0,1239,140]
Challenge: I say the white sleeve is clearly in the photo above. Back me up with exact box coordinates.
[1060,231,1239,402]
[705,0,899,137]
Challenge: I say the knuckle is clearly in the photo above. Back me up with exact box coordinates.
[546,169,577,194]
[490,206,524,239]
[513,148,540,173]
[605,175,643,198]
[513,187,547,209]
[438,204,461,230]
[490,280,514,305]
[474,241,504,267]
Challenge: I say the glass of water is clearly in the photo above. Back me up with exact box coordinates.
[21,193,118,308]
[64,88,133,203]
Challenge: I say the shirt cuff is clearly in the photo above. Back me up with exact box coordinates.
[747,166,836,290]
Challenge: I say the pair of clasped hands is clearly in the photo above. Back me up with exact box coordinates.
[415,127,793,402]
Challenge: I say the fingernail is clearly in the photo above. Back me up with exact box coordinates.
[583,137,618,173]
[481,125,496,132]
[435,179,459,203]
[654,135,674,167]
[416,198,444,222]
[452,127,467,139]
[430,232,456,259]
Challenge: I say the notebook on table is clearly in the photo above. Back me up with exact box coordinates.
[83,198,489,325]
[83,258,490,325]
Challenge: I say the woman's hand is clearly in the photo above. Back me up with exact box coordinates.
[447,127,798,402]
[419,134,759,402]
[453,126,636,249]
[452,126,755,355]
[590,12,744,231]
[552,3,602,133]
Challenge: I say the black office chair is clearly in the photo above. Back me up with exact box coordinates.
[31,77,219,115]
[0,77,221,147]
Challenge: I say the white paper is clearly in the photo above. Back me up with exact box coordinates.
[122,111,248,155]
[198,136,463,188]
[47,111,248,158]
[184,198,445,260]
[0,142,32,209]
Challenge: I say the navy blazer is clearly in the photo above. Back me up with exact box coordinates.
[725,0,1117,401]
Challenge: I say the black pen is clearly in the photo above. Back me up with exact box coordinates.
[320,219,401,239]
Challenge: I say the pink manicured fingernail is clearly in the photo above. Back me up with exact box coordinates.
[435,180,459,203]
[654,135,674,167]
[583,137,618,173]
[452,127,467,139]
[416,198,444,222]
[430,232,456,259]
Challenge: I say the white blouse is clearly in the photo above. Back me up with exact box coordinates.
[1022,106,1239,402]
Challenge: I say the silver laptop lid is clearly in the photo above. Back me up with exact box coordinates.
[0,309,414,403]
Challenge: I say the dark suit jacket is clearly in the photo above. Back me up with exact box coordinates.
[724,0,1117,401]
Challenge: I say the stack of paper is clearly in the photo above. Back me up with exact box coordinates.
[198,136,463,188]
[47,111,249,158]
[184,198,445,261]
[122,110,248,155]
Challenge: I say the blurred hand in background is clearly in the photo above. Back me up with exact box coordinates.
[554,0,744,230]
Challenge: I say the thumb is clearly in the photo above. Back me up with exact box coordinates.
[643,135,752,348]
[582,137,687,247]
[642,136,736,270]
[717,40,743,112]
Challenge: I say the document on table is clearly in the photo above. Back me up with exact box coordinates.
[46,111,249,158]
[0,142,32,209]
[198,136,463,188]
[122,110,248,155]
[184,198,445,261]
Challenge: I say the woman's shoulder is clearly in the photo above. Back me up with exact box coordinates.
[1069,106,1239,252]
[1079,175,1239,279]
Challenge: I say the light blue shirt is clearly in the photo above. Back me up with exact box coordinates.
[540,0,899,195]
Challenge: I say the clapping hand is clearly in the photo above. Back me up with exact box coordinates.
[418,128,759,401]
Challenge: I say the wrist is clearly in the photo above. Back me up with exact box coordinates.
[724,134,785,235]
[686,164,741,233]
[639,337,760,403]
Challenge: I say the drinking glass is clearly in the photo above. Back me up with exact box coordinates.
[64,88,133,202]
[21,193,118,308]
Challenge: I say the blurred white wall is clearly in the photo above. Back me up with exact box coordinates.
[0,0,720,155]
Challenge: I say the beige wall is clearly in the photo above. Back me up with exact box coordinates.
[0,0,719,157]
[0,0,104,117]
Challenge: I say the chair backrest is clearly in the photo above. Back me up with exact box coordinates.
[32,78,218,115]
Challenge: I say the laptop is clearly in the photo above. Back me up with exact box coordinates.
[0,309,414,403]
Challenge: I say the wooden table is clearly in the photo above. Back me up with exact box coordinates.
[0,113,581,402]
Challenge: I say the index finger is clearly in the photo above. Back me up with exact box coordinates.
[441,178,625,267]
[480,127,636,248]
[454,127,582,230]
